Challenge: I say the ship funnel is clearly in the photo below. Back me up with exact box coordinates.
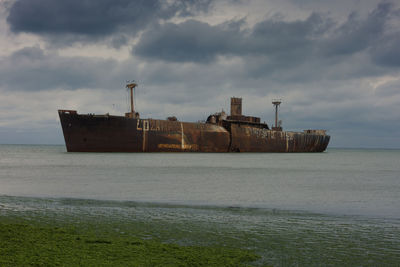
[230,97,242,116]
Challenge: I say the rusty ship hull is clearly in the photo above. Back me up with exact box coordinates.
[227,124,330,152]
[59,110,330,153]
[59,111,231,152]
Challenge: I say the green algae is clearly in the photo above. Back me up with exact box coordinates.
[0,221,259,266]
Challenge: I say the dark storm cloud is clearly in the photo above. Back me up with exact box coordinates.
[3,2,398,94]
[134,2,400,70]
[6,0,214,42]
[0,46,119,91]
[134,19,244,63]
[371,34,400,67]
[134,14,328,63]
[320,2,392,56]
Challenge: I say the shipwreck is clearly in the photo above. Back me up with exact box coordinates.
[59,82,330,152]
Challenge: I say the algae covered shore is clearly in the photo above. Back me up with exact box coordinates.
[0,217,259,266]
[1,195,400,266]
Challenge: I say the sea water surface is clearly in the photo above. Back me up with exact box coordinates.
[0,145,399,265]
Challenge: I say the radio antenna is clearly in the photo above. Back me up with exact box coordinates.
[272,99,282,130]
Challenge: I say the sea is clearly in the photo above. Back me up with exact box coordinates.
[0,144,399,266]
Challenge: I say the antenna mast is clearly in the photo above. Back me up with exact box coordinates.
[272,99,282,131]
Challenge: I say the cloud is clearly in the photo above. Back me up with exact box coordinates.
[134,19,244,63]
[134,2,400,73]
[134,14,328,63]
[371,34,400,67]
[319,2,392,56]
[6,0,215,45]
[0,46,119,91]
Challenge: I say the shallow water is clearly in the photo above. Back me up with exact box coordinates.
[0,145,399,265]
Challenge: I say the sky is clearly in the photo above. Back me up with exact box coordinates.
[0,0,399,148]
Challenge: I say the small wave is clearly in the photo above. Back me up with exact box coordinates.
[1,194,334,218]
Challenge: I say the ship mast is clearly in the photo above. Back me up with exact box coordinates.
[126,82,138,118]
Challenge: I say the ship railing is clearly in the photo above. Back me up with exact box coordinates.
[303,129,327,135]
[58,109,77,115]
